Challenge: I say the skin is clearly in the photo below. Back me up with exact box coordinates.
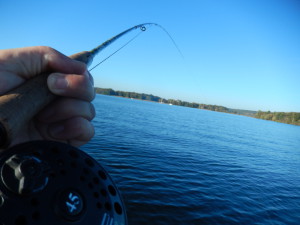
[0,46,95,147]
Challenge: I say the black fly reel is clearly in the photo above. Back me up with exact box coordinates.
[0,141,127,225]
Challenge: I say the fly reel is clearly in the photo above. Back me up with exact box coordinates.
[0,140,127,225]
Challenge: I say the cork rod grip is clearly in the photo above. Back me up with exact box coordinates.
[0,51,91,148]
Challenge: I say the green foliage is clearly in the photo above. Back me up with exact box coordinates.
[94,87,300,126]
[94,88,231,112]
[94,88,161,102]
[255,111,300,126]
[95,88,230,112]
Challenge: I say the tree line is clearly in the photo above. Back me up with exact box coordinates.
[94,87,300,126]
[95,88,229,112]
[255,111,300,126]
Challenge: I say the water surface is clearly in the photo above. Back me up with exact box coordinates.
[81,94,300,225]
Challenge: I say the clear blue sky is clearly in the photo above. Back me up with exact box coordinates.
[1,0,300,112]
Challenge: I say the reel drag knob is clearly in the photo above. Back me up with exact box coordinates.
[0,140,127,225]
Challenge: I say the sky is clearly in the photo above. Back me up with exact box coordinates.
[1,0,300,112]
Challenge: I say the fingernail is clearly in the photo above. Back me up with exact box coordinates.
[49,74,69,90]
[50,124,64,137]
[84,70,89,77]
[84,70,94,85]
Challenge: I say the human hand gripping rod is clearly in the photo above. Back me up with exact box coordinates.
[0,23,182,225]
[0,51,90,148]
[0,23,155,148]
[0,23,159,225]
[0,52,128,224]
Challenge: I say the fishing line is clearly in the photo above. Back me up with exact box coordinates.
[89,28,145,71]
[155,24,184,59]
[87,23,183,72]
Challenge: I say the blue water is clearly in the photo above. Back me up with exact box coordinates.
[81,94,300,225]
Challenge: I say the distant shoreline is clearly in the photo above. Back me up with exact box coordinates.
[95,87,300,126]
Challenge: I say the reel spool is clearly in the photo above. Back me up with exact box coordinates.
[0,140,127,225]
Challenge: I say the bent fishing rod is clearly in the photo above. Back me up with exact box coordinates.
[0,23,181,225]
[0,22,180,148]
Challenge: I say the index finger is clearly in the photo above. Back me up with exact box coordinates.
[0,46,87,79]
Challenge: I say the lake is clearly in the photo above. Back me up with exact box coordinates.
[81,94,300,225]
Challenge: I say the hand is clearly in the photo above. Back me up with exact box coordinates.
[0,46,95,147]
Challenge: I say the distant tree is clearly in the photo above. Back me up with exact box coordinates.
[95,87,300,126]
[255,110,300,126]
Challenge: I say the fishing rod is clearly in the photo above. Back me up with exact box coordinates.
[0,23,181,225]
[73,22,183,70]
[0,22,180,148]
[71,23,153,68]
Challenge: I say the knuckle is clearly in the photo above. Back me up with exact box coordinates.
[89,88,96,101]
[79,119,94,140]
[89,103,96,120]
[88,72,94,85]
[82,76,95,101]
[89,123,95,139]
[38,46,56,53]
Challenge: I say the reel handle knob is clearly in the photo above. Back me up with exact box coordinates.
[2,154,49,195]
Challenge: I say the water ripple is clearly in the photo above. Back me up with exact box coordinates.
[81,95,300,224]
